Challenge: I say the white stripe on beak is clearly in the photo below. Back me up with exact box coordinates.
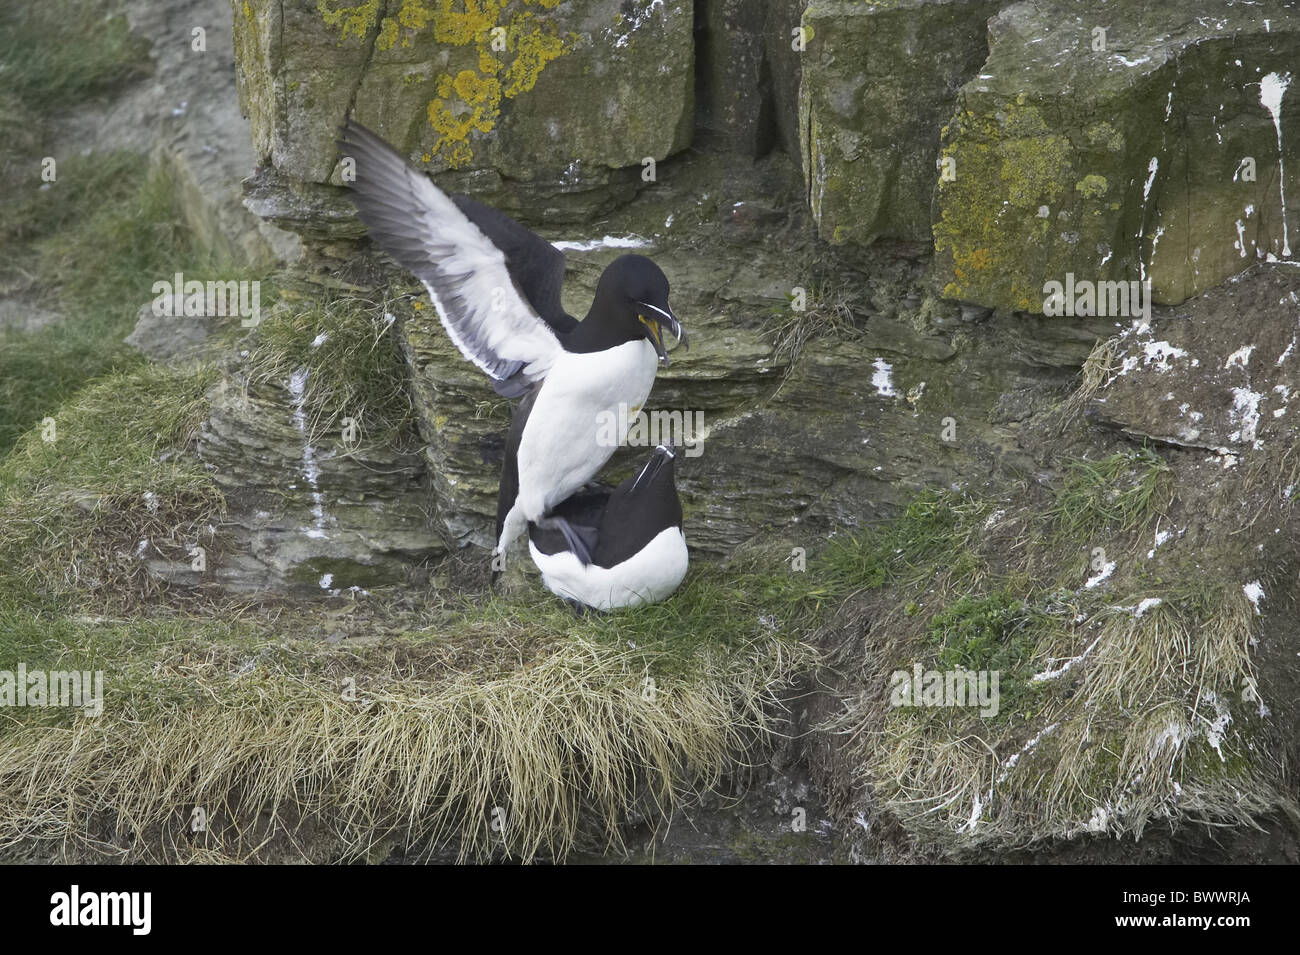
[637,301,684,341]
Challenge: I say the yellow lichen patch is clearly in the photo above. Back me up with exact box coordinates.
[503,13,568,98]
[999,136,1070,207]
[453,68,501,105]
[952,247,993,285]
[318,0,575,168]
[1075,174,1109,199]
[422,1,574,168]
[317,0,382,43]
[398,0,432,34]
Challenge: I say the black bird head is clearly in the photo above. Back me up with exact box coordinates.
[593,254,688,365]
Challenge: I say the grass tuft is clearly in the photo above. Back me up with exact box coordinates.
[0,0,150,112]
[247,296,418,453]
[816,465,1288,852]
[1049,448,1171,540]
[0,363,222,611]
[0,587,813,862]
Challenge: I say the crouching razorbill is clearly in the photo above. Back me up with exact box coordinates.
[527,441,687,611]
[336,121,687,560]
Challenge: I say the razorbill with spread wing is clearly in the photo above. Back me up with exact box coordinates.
[527,441,687,611]
[337,121,687,558]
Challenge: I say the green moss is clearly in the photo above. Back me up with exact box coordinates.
[925,591,1040,716]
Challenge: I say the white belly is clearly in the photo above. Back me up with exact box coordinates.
[529,527,688,611]
[514,340,658,518]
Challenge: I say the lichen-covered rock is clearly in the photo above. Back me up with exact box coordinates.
[231,0,694,217]
[799,0,1002,246]
[934,0,1300,311]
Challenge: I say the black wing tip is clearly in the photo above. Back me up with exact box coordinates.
[338,117,373,140]
[335,118,394,163]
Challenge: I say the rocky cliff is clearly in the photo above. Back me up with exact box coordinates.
[2,0,1294,863]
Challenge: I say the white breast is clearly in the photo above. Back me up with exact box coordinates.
[514,339,658,519]
[529,526,688,611]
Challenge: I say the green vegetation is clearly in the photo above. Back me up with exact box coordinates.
[0,0,149,110]
[1049,447,1171,538]
[0,603,810,863]
[764,275,865,375]
[0,0,264,456]
[926,591,1039,716]
[0,151,261,456]
[248,296,418,452]
[820,437,1287,852]
[818,490,987,598]
[0,363,222,611]
[0,340,825,859]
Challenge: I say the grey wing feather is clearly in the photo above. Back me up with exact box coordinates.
[338,120,562,387]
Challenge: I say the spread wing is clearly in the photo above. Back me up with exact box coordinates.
[338,121,568,395]
[450,194,578,337]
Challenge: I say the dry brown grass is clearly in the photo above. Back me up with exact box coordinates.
[814,448,1293,853]
[0,613,813,863]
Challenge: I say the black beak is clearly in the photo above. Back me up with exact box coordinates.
[637,301,687,366]
[631,441,676,492]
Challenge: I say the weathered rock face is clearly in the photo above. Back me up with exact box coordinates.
[232,0,694,218]
[217,0,1300,582]
[1089,263,1300,457]
[694,0,807,158]
[799,0,1001,246]
[81,0,299,268]
[196,371,438,593]
[695,0,769,154]
[395,154,1110,562]
[933,0,1300,311]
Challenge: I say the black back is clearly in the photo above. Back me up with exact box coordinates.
[527,488,610,557]
[526,446,681,567]
[450,194,579,337]
[591,450,681,568]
